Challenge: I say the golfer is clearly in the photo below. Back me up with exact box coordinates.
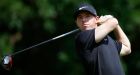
[74,3,131,75]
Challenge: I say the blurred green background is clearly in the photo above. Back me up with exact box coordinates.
[0,0,140,75]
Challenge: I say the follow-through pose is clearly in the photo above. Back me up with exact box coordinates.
[74,3,131,75]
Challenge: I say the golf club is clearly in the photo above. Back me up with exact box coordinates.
[1,28,79,70]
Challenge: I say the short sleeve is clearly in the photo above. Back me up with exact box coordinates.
[115,41,122,53]
[75,29,96,50]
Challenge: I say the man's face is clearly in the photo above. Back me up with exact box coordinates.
[76,11,98,30]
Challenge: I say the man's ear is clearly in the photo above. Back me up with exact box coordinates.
[95,16,99,24]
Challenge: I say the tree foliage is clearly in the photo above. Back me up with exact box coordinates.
[0,0,140,75]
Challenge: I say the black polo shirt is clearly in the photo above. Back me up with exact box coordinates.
[75,29,125,75]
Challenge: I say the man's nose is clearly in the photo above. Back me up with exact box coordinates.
[82,17,86,22]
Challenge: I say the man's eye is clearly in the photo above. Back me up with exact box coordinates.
[85,15,90,17]
[77,15,82,19]
[87,15,90,17]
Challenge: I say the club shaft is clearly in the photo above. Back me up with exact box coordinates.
[12,29,79,56]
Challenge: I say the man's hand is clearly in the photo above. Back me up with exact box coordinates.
[95,15,118,43]
[97,15,114,25]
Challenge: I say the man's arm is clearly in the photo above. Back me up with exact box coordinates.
[95,15,118,43]
[114,25,131,56]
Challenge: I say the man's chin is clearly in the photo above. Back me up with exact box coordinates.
[83,27,93,30]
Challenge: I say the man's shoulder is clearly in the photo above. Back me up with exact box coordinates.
[76,29,95,37]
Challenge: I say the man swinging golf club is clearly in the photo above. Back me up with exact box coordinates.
[74,3,131,75]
